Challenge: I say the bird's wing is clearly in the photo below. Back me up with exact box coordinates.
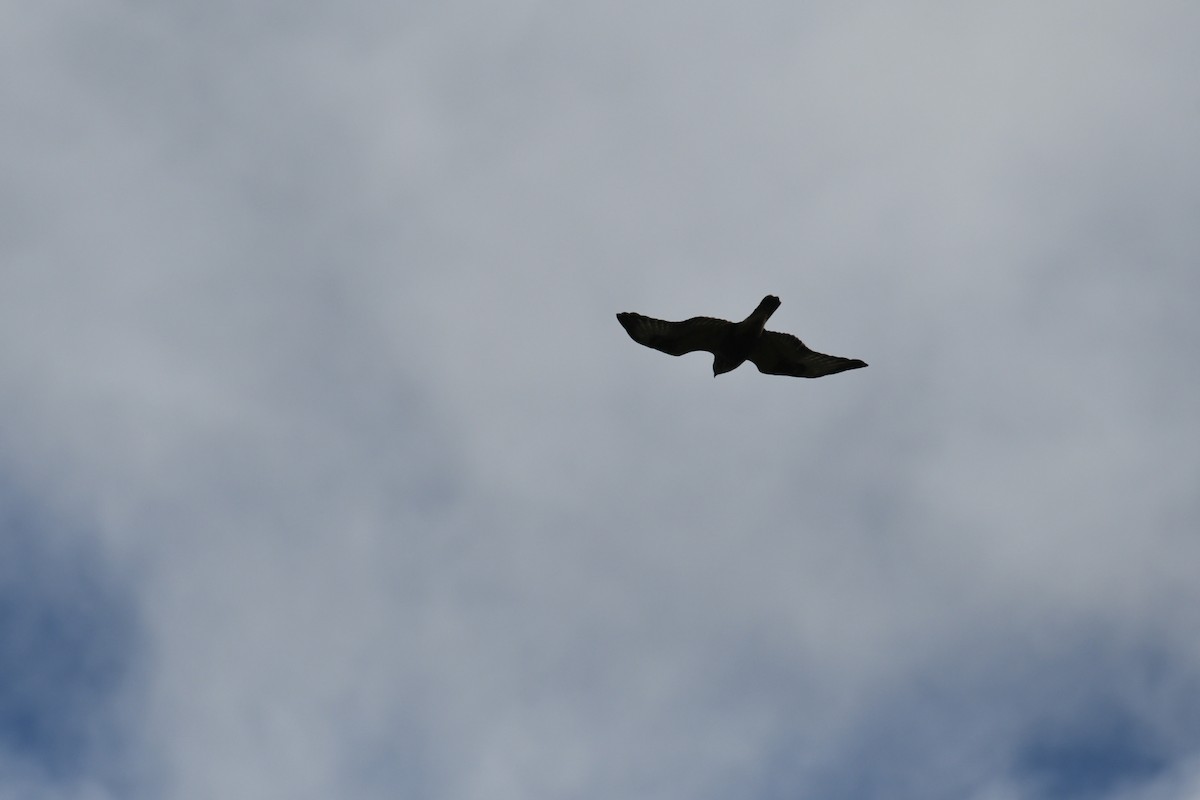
[747,330,867,378]
[616,313,731,356]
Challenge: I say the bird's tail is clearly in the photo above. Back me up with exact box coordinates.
[746,295,781,328]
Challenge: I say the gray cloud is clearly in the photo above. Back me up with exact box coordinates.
[2,1,1199,798]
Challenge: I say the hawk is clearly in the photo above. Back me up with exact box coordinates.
[616,295,867,378]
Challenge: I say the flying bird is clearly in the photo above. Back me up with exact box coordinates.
[616,295,867,378]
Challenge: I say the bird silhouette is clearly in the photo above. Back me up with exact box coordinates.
[616,295,867,378]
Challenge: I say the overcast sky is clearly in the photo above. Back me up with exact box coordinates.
[3,1,1200,798]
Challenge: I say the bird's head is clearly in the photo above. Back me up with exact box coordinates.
[712,355,740,377]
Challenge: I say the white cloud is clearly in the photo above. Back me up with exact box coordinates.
[2,1,1199,798]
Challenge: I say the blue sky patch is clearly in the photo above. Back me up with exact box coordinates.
[0,487,140,783]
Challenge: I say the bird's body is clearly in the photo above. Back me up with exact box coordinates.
[616,295,866,378]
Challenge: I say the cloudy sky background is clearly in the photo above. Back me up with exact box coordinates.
[3,1,1200,798]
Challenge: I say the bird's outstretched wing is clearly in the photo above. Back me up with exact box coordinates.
[616,313,731,356]
[747,331,867,378]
